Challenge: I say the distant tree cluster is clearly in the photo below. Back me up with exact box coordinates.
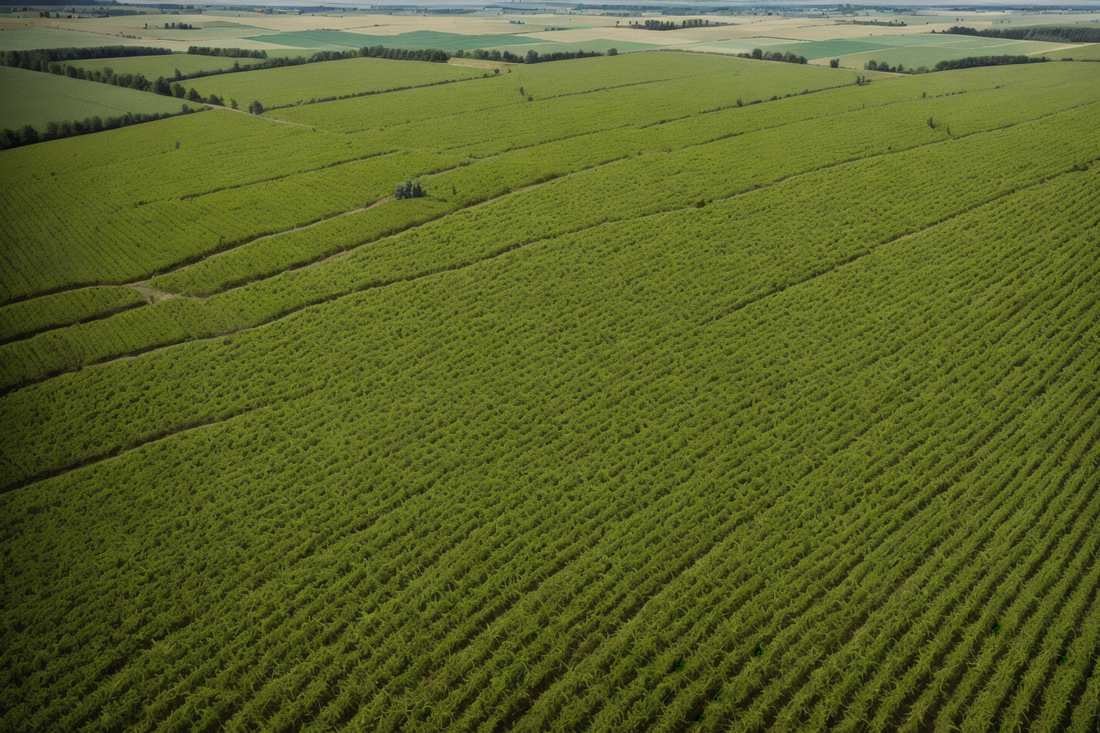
[166,22,195,30]
[454,48,605,64]
[627,19,711,30]
[944,25,1100,44]
[395,180,425,200]
[862,54,1047,75]
[738,48,808,65]
[933,55,1048,72]
[359,45,449,63]
[188,46,268,59]
[0,46,170,72]
[864,59,909,73]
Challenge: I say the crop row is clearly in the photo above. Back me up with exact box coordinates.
[2,94,1097,405]
[4,60,1092,308]
[150,69,1100,300]
[0,286,146,344]
[2,162,1097,731]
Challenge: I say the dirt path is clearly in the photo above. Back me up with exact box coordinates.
[206,103,321,130]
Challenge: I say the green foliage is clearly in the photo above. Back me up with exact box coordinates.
[188,46,268,60]
[0,66,184,141]
[394,180,424,200]
[0,45,170,73]
[933,55,1049,72]
[2,54,1100,733]
[739,48,808,65]
[945,24,1100,44]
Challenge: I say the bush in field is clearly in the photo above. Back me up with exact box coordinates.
[395,180,424,200]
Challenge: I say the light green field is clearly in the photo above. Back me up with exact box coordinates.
[752,38,893,59]
[74,53,263,79]
[1061,43,1100,59]
[246,29,536,52]
[836,38,1062,70]
[0,66,186,131]
[671,36,798,54]
[2,51,1100,733]
[485,38,658,55]
[187,55,488,109]
[0,26,156,51]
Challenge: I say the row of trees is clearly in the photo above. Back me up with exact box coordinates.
[0,109,191,151]
[863,55,1048,74]
[631,19,712,30]
[188,46,268,59]
[944,25,1100,44]
[0,46,170,72]
[737,48,808,65]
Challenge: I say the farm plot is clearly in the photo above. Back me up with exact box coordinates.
[186,55,488,110]
[74,53,264,79]
[1,50,1099,733]
[0,53,848,304]
[0,66,183,131]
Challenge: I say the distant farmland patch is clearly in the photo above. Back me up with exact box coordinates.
[0,66,184,131]
[75,53,263,79]
[775,33,1072,68]
[0,26,155,52]
[188,56,487,110]
[247,29,536,52]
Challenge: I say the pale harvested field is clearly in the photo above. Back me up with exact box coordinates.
[6,9,1100,58]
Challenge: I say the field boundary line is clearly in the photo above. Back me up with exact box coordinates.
[0,293,146,348]
[0,397,297,495]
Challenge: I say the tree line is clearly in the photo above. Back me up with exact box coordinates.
[0,46,170,72]
[188,47,269,60]
[737,48,808,65]
[944,25,1100,44]
[0,108,196,151]
[863,54,1049,74]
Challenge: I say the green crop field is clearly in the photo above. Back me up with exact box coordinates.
[2,50,1099,733]
[75,53,263,79]
[486,39,660,55]
[1062,43,1100,59]
[0,66,186,131]
[775,33,1072,68]
[245,29,539,53]
[836,39,1066,70]
[0,26,147,51]
[186,55,488,109]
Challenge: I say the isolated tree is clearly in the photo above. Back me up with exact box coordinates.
[249,100,264,115]
[830,58,839,68]
[751,48,763,60]
[607,48,618,56]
